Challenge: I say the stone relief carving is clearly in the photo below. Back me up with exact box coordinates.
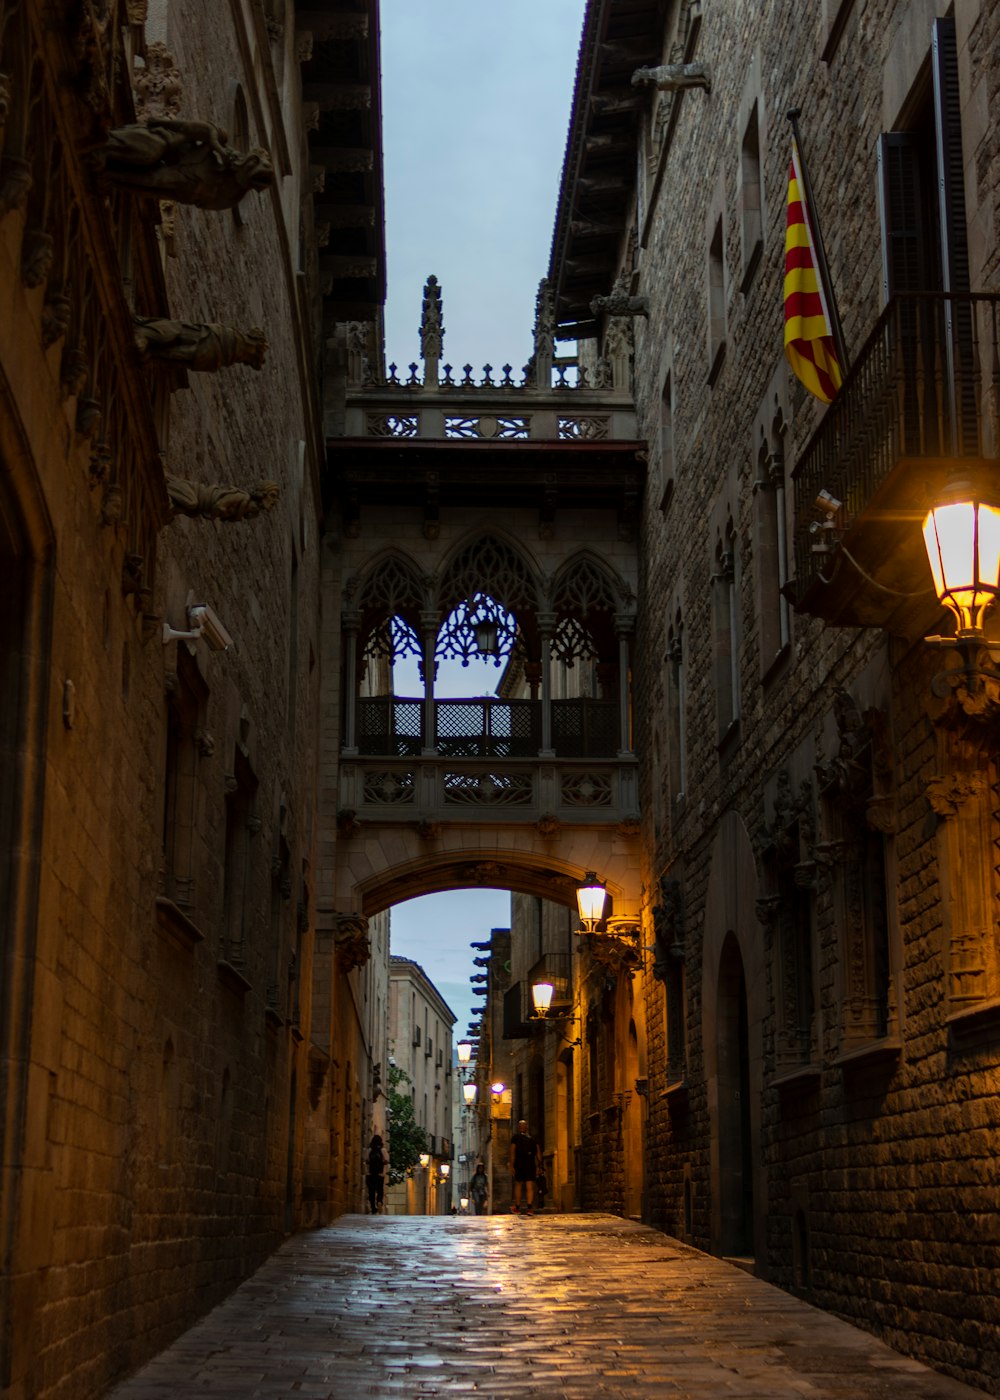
[96,119,273,209]
[165,475,280,522]
[926,771,988,817]
[333,912,371,973]
[134,317,268,372]
[133,42,182,124]
[631,61,711,93]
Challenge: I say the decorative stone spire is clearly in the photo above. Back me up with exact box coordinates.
[531,277,555,388]
[419,275,443,386]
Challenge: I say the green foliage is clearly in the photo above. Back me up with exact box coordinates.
[386,1063,428,1186]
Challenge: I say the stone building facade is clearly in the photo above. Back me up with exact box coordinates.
[545,0,1000,1393]
[386,955,455,1213]
[0,2,386,1397]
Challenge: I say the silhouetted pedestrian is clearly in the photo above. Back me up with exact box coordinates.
[366,1133,386,1214]
[509,1120,541,1215]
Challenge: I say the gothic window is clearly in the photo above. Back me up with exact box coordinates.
[221,750,258,971]
[659,369,674,511]
[816,690,895,1049]
[739,102,763,289]
[161,650,207,915]
[356,553,424,661]
[666,610,686,803]
[753,412,791,677]
[761,774,818,1075]
[711,520,740,740]
[707,215,726,384]
[652,875,687,1084]
[436,535,537,667]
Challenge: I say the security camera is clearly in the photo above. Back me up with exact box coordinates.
[189,604,234,653]
[815,489,842,515]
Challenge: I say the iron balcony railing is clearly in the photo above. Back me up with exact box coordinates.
[791,292,1000,597]
[356,697,619,760]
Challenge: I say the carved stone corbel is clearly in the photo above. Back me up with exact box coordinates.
[926,771,988,818]
[133,42,182,124]
[333,912,371,974]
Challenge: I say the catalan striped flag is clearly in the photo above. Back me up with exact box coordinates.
[784,138,843,404]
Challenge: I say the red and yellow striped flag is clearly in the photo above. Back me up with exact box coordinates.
[784,139,843,403]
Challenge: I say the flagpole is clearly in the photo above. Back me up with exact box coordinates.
[786,108,851,377]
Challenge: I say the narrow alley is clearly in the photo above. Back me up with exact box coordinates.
[109,1215,988,1400]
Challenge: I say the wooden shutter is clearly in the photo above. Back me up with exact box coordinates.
[877,132,926,299]
[931,16,970,296]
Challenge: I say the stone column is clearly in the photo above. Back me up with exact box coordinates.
[420,609,438,756]
[342,609,360,754]
[615,615,635,756]
[538,612,555,757]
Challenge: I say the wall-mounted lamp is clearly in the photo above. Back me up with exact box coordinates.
[576,872,608,933]
[490,1080,506,1100]
[462,1081,477,1105]
[456,1040,472,1065]
[922,477,1000,714]
[439,1162,450,1179]
[419,1153,430,1168]
[531,981,554,1016]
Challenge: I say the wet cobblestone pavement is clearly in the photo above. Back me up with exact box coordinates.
[109,1214,990,1399]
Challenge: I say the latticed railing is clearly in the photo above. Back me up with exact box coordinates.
[358,698,423,756]
[552,700,617,758]
[792,292,1000,596]
[356,696,620,759]
[436,699,540,758]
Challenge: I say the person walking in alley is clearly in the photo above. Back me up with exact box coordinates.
[470,1161,489,1215]
[366,1133,387,1215]
[509,1120,542,1215]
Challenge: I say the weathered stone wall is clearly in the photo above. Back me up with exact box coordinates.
[625,0,1000,1393]
[0,3,329,1396]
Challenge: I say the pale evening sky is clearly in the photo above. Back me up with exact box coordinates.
[379,0,587,1041]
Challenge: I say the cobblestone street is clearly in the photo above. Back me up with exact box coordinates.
[109,1215,989,1399]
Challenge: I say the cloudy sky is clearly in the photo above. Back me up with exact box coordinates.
[380,0,587,1039]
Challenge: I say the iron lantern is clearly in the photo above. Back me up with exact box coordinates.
[922,480,1000,637]
[576,871,608,932]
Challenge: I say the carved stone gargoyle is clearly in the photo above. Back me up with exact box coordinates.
[631,62,711,94]
[165,475,280,522]
[95,118,273,210]
[590,286,650,320]
[135,316,268,372]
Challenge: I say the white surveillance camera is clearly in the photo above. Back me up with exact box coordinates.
[815,489,842,514]
[189,604,234,653]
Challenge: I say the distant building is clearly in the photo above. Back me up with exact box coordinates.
[386,956,455,1213]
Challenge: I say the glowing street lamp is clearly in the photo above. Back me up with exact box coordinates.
[456,1040,473,1065]
[439,1162,451,1178]
[922,481,1000,638]
[460,1196,469,1212]
[419,1152,430,1168]
[490,1080,506,1100]
[531,980,554,1016]
[576,871,608,933]
[462,1081,477,1105]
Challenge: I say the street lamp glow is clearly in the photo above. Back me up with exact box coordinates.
[531,980,554,1015]
[439,1162,451,1178]
[462,1081,477,1104]
[460,1196,469,1211]
[456,1040,473,1064]
[419,1153,430,1168]
[490,1080,506,1098]
[576,871,608,932]
[922,484,1000,635]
